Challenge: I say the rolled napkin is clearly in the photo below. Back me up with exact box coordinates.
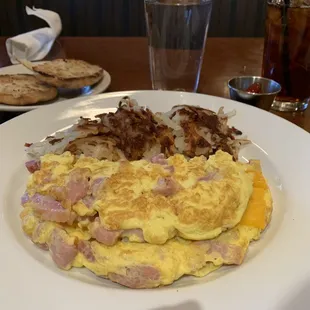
[6,6,62,64]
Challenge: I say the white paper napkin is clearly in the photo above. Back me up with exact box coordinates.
[6,6,62,64]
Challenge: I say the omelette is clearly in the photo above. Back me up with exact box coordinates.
[22,151,253,244]
[20,151,272,288]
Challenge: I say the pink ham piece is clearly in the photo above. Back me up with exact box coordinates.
[91,177,105,196]
[66,169,90,204]
[198,171,222,182]
[49,229,78,269]
[196,240,244,265]
[151,154,174,173]
[108,265,161,289]
[90,218,123,246]
[48,185,67,201]
[79,178,105,209]
[21,192,30,205]
[29,193,71,223]
[90,219,146,245]
[25,160,41,173]
[82,196,95,209]
[153,177,180,197]
[151,153,168,165]
[67,213,78,225]
[77,240,96,262]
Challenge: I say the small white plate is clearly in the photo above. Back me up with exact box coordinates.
[0,62,111,112]
[0,91,310,310]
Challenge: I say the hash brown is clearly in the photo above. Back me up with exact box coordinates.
[25,97,249,161]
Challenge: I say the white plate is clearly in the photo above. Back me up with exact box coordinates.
[0,91,309,310]
[0,62,111,112]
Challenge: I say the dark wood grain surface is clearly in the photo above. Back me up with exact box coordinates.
[0,36,309,132]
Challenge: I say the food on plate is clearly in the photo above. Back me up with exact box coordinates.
[25,97,249,161]
[20,151,272,288]
[32,59,104,89]
[0,59,104,107]
[245,82,262,94]
[0,74,57,105]
[23,151,253,244]
[20,97,271,288]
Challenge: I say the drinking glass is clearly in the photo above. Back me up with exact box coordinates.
[262,0,310,111]
[144,0,213,92]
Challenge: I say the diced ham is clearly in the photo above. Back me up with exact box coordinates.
[25,160,41,173]
[90,221,123,246]
[49,185,67,201]
[151,153,168,165]
[153,177,180,196]
[95,228,122,246]
[151,154,174,173]
[77,240,95,262]
[197,240,244,265]
[91,177,105,196]
[198,171,222,182]
[49,229,78,269]
[67,213,78,225]
[29,193,71,223]
[82,195,95,209]
[66,169,90,204]
[108,265,161,289]
[90,219,146,245]
[21,192,30,205]
[209,241,243,264]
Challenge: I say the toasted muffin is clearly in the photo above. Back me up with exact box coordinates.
[32,59,104,89]
[0,74,58,106]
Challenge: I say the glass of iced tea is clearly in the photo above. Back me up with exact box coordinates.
[144,0,212,92]
[262,0,310,111]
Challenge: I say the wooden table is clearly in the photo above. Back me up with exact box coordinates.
[0,37,309,132]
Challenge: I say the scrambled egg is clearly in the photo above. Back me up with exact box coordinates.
[25,151,253,244]
[20,152,272,288]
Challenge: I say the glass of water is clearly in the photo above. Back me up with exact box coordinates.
[144,0,213,92]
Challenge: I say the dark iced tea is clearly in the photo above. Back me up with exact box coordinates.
[262,1,310,110]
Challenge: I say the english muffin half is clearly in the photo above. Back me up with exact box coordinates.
[0,74,58,106]
[32,59,104,89]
